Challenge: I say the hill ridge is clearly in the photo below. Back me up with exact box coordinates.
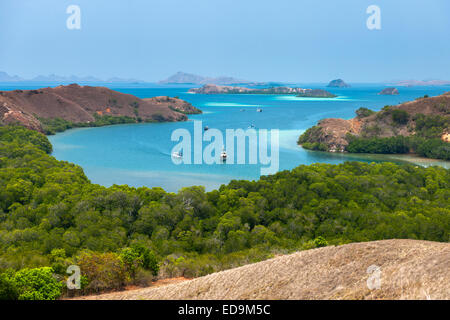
[0,84,201,132]
[73,239,450,300]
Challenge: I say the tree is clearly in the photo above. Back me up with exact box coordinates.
[391,109,409,125]
[13,267,63,300]
[0,271,19,300]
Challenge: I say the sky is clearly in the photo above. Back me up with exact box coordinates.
[0,0,449,83]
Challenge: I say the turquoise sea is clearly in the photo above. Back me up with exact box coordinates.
[2,82,449,192]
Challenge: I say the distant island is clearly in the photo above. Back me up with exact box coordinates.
[378,87,399,95]
[298,92,450,160]
[188,84,337,97]
[296,89,337,98]
[159,71,269,86]
[0,84,201,134]
[327,79,351,88]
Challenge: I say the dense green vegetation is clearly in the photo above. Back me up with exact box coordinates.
[0,125,449,299]
[299,142,328,151]
[346,135,450,160]
[346,135,410,154]
[346,113,450,160]
[39,111,178,135]
[39,115,138,135]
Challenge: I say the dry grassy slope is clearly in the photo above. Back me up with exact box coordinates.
[0,84,201,132]
[79,239,450,300]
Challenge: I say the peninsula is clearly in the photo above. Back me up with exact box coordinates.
[0,84,201,134]
[298,92,450,160]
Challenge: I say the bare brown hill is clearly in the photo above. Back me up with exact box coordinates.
[299,92,450,152]
[0,84,201,132]
[74,239,450,300]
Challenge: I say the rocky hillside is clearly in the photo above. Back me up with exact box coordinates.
[298,92,450,153]
[0,84,201,132]
[74,240,450,300]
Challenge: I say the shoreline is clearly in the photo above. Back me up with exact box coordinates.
[299,146,450,168]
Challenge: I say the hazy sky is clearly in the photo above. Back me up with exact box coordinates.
[1,0,449,82]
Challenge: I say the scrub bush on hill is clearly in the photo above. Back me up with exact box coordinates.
[355,107,375,118]
[8,267,63,300]
[0,125,449,299]
[0,271,19,300]
[391,109,409,125]
[76,251,127,293]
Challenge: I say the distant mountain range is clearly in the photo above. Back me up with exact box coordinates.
[158,71,269,86]
[0,72,24,82]
[0,71,145,83]
[391,79,450,87]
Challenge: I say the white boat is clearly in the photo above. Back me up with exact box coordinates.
[220,148,227,161]
[172,151,183,158]
[256,108,262,112]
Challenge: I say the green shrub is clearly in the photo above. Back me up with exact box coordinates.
[313,236,328,248]
[391,109,409,125]
[355,107,375,118]
[301,142,328,151]
[0,271,19,300]
[131,244,159,276]
[120,247,143,278]
[13,267,63,300]
[76,251,127,293]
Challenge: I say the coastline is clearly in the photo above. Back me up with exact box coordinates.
[300,147,450,169]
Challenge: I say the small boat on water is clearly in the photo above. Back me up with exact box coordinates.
[220,148,227,161]
[172,150,183,158]
[248,124,255,129]
[256,108,262,112]
[204,126,209,131]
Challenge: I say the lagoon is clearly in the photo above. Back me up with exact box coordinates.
[16,83,446,192]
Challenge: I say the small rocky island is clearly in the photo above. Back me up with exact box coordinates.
[189,84,337,97]
[327,79,351,88]
[378,87,399,95]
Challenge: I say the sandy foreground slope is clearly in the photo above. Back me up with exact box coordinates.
[74,239,449,300]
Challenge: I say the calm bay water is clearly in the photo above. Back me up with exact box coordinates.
[2,82,449,192]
